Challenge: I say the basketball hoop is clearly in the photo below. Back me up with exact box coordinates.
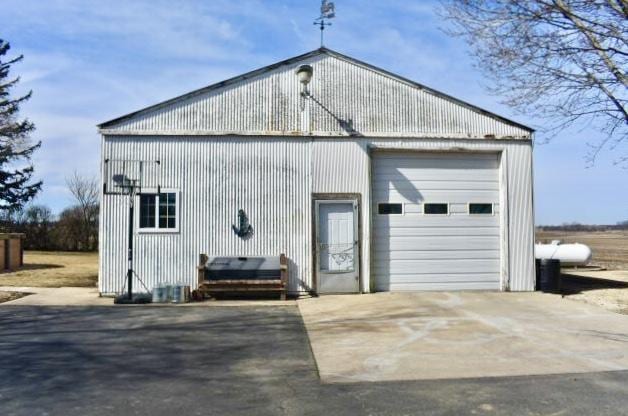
[103,159,161,304]
[103,159,160,196]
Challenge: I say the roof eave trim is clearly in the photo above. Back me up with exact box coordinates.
[99,128,532,141]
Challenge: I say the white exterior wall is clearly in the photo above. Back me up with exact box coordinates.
[312,138,535,292]
[100,135,535,295]
[99,136,312,295]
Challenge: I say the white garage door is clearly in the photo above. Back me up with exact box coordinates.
[372,152,501,291]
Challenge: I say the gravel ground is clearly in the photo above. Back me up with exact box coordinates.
[560,273,628,315]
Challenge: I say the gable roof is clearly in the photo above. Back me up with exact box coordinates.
[99,47,533,138]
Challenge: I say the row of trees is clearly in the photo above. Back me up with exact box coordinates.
[537,221,628,232]
[0,172,99,251]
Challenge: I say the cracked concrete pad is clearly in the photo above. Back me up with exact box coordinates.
[298,292,628,382]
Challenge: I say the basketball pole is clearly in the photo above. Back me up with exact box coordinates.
[126,193,134,300]
[107,158,157,304]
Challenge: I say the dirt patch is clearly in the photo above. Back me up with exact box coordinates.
[0,251,98,288]
[0,291,28,303]
[536,230,628,270]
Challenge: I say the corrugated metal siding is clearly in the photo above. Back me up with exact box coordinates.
[102,53,530,139]
[311,138,535,292]
[312,140,371,292]
[312,140,367,193]
[100,136,534,294]
[505,144,536,290]
[99,136,312,295]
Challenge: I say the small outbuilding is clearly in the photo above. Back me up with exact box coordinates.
[0,233,24,271]
[98,48,535,296]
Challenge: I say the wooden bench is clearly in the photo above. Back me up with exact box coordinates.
[197,254,288,300]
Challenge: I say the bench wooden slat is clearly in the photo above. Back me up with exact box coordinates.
[202,280,283,285]
[198,287,285,292]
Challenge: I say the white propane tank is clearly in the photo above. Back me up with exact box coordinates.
[534,241,592,267]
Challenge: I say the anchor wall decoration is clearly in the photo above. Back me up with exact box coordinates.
[232,209,254,239]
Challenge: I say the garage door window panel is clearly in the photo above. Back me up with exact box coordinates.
[423,203,449,215]
[378,203,403,215]
[469,203,494,215]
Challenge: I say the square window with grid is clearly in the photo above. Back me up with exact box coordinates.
[139,192,178,231]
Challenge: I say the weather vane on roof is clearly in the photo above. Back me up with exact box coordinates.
[314,0,335,47]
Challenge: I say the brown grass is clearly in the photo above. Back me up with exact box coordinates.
[536,230,628,270]
[0,251,98,288]
[0,291,28,303]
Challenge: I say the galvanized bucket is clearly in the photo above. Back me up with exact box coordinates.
[152,285,168,303]
[171,284,185,303]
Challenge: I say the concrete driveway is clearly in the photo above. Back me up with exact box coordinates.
[1,304,628,415]
[0,286,112,305]
[298,292,628,383]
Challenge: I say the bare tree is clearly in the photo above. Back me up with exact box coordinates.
[53,206,86,251]
[19,205,54,250]
[66,171,99,250]
[440,0,627,162]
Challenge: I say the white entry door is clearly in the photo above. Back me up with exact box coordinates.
[316,200,359,293]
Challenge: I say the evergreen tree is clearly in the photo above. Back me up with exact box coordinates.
[0,39,42,211]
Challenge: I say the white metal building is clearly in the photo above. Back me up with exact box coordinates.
[98,48,535,295]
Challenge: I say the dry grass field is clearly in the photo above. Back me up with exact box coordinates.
[0,251,98,288]
[537,230,628,314]
[536,230,628,270]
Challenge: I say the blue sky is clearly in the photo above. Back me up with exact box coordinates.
[2,0,627,224]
